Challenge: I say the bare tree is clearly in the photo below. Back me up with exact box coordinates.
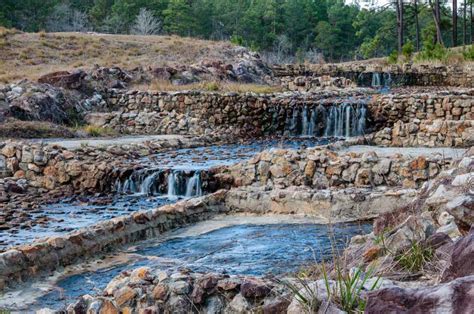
[47,4,91,32]
[130,8,162,35]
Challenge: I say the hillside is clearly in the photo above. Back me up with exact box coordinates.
[0,29,263,84]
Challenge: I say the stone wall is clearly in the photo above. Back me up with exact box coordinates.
[219,148,455,190]
[85,90,474,147]
[0,136,221,207]
[89,90,372,137]
[272,63,474,88]
[0,192,227,290]
[370,91,474,147]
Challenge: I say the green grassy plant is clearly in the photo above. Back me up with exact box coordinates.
[395,241,433,272]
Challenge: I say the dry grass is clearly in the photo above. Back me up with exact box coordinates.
[0,119,75,139]
[0,29,241,84]
[134,79,283,93]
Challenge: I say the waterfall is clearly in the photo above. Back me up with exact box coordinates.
[323,103,367,138]
[371,72,382,88]
[115,169,161,195]
[301,106,309,136]
[115,169,204,198]
[383,72,392,88]
[345,105,352,138]
[185,172,202,197]
[290,108,299,136]
[167,171,178,197]
[167,170,203,198]
[308,108,317,136]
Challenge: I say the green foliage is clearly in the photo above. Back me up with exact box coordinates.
[401,41,415,60]
[163,0,196,36]
[322,261,380,313]
[416,24,448,61]
[230,34,244,46]
[387,50,399,64]
[463,45,474,61]
[395,242,434,272]
[280,277,321,312]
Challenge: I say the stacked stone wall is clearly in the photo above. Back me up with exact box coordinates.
[273,63,474,88]
[220,148,455,190]
[86,90,474,147]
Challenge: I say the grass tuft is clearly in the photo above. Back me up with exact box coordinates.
[81,125,117,137]
[395,241,433,272]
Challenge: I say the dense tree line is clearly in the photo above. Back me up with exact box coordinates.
[0,0,473,62]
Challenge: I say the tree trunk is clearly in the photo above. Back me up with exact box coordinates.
[463,0,467,45]
[414,0,421,50]
[429,0,444,45]
[453,0,458,46]
[471,0,473,44]
[396,0,404,52]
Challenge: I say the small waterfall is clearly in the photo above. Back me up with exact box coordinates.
[383,72,392,88]
[345,105,352,138]
[323,103,367,138]
[167,171,178,197]
[290,108,299,136]
[185,172,202,197]
[167,170,203,198]
[371,72,382,88]
[301,106,309,136]
[115,169,162,195]
[308,108,317,136]
[115,169,204,198]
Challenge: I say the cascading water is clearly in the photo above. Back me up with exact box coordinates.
[323,103,367,137]
[185,171,202,197]
[115,169,203,198]
[115,169,162,195]
[371,72,382,88]
[383,72,392,88]
[167,170,203,198]
[283,103,367,138]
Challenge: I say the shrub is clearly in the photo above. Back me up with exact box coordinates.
[463,45,474,61]
[387,50,399,64]
[203,81,220,91]
[230,34,244,46]
[82,125,116,137]
[323,262,380,313]
[401,41,414,60]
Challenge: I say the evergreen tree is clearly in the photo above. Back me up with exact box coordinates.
[163,0,196,36]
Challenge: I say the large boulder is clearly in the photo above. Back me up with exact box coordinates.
[441,231,474,282]
[365,275,474,314]
[38,70,86,89]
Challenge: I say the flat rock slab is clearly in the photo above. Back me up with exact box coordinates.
[33,135,187,149]
[340,145,467,159]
